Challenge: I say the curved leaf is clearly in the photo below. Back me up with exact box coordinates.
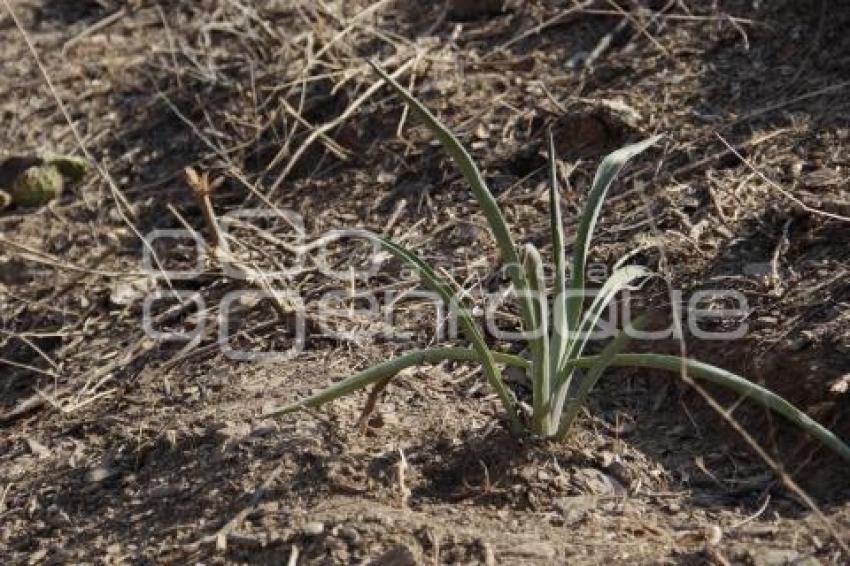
[262,347,528,417]
[547,128,570,381]
[564,353,850,462]
[369,60,537,339]
[566,136,661,332]
[523,243,551,434]
[554,317,643,437]
[372,235,521,429]
[553,265,652,406]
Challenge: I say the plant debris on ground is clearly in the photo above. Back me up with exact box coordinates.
[1,1,849,563]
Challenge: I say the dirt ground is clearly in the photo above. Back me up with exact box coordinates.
[1,1,849,564]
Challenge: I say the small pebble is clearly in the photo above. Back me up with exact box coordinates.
[303,521,324,536]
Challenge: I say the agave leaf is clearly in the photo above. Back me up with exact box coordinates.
[566,265,652,363]
[564,353,850,462]
[547,128,570,382]
[566,136,661,333]
[554,317,642,437]
[262,347,528,417]
[522,243,551,435]
[369,60,536,338]
[368,61,517,268]
[550,265,651,420]
[555,265,650,377]
[373,235,522,429]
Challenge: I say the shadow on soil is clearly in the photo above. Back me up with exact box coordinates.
[4,2,850,556]
[7,421,335,561]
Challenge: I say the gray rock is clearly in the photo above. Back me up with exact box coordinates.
[303,521,325,536]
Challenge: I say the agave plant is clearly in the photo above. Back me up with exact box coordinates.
[265,62,850,461]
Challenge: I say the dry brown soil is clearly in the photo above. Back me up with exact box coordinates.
[1,1,849,564]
